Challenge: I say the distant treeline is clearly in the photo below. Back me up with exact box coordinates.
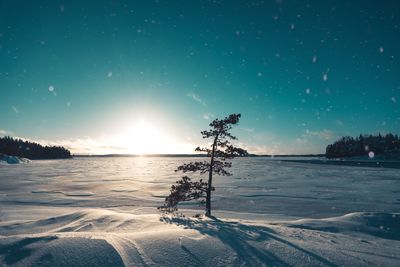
[0,136,72,159]
[326,133,400,159]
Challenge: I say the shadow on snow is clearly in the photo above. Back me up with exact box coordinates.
[161,216,337,267]
[0,236,58,265]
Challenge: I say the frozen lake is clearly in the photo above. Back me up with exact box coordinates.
[1,157,399,220]
[1,157,400,266]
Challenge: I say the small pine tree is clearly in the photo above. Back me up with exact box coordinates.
[158,114,248,216]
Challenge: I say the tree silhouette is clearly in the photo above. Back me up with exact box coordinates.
[0,136,72,160]
[326,133,400,159]
[159,114,248,216]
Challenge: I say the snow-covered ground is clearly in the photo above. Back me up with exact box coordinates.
[0,154,30,164]
[0,157,399,266]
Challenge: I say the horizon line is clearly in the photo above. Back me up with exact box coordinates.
[72,153,325,157]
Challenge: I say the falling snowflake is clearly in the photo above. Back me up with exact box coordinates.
[48,85,54,92]
[391,96,397,103]
[257,72,263,77]
[107,71,112,78]
[323,73,328,81]
[312,55,317,63]
[379,47,384,53]
[306,88,311,94]
[368,151,375,158]
[66,101,71,107]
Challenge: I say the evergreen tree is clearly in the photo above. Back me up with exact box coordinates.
[326,133,400,158]
[0,136,72,159]
[159,114,248,216]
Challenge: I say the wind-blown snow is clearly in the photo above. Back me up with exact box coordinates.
[0,157,399,266]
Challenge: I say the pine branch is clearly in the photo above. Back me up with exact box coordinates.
[225,145,249,157]
[175,161,210,174]
[213,160,233,176]
[195,146,212,155]
[158,176,208,213]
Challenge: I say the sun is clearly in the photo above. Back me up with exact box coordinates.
[111,119,186,155]
[105,115,195,155]
[118,120,160,154]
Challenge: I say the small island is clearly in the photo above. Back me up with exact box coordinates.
[0,136,72,160]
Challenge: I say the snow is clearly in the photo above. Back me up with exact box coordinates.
[0,157,399,266]
[368,151,375,158]
[312,55,317,63]
[0,154,30,164]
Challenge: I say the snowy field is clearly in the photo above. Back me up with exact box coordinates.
[0,157,399,266]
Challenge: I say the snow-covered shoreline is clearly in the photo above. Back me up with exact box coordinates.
[281,158,400,169]
[0,153,30,164]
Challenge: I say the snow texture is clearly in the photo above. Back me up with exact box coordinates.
[0,157,399,266]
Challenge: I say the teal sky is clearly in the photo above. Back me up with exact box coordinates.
[1,1,399,154]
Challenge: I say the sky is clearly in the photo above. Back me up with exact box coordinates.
[0,0,399,155]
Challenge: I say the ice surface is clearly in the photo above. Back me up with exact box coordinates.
[0,157,399,266]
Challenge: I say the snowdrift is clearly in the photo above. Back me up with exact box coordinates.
[0,154,30,164]
[1,209,399,266]
[285,212,400,240]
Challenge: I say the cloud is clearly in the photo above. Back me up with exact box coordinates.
[30,132,197,155]
[295,138,308,144]
[303,129,334,140]
[202,113,214,120]
[33,137,127,155]
[0,129,13,136]
[2,127,331,156]
[237,142,278,155]
[1,135,115,155]
[335,120,344,126]
[11,106,19,114]
[187,92,206,106]
[237,140,316,155]
[236,128,329,155]
[10,134,326,155]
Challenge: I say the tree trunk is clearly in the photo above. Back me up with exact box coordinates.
[206,135,218,217]
[205,189,211,216]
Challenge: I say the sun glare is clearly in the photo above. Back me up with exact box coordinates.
[112,119,188,155]
[126,121,162,154]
